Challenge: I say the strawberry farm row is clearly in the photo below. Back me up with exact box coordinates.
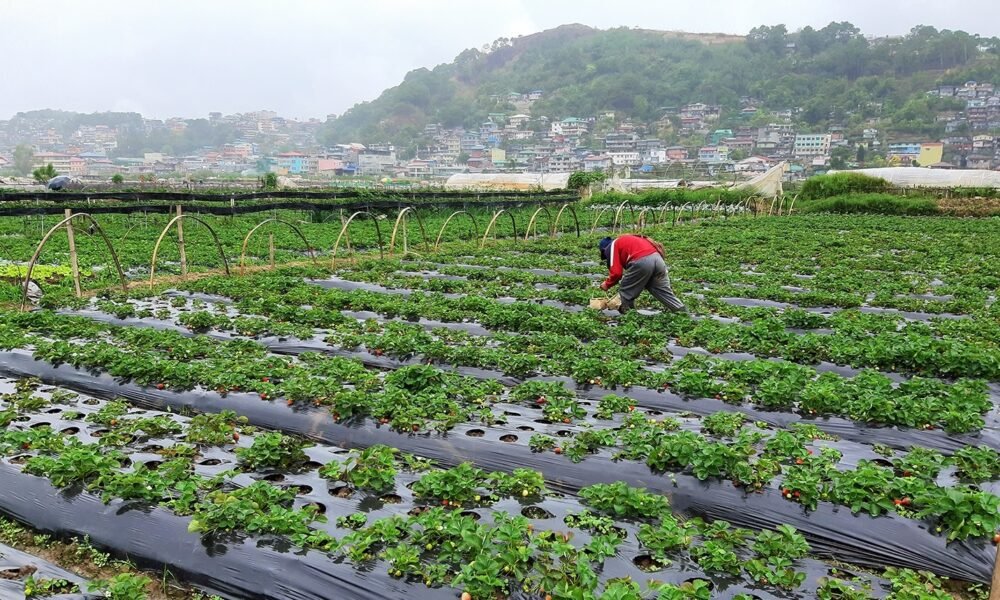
[28,295,1000,446]
[2,375,973,600]
[3,212,999,599]
[0,306,997,583]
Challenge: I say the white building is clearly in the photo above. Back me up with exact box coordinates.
[793,134,832,157]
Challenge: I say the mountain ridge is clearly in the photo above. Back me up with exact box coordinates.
[319,23,1000,153]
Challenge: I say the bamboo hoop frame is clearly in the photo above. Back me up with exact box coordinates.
[611,200,636,233]
[552,203,581,238]
[331,211,385,267]
[434,210,479,251]
[149,214,230,287]
[480,209,518,248]
[590,207,612,234]
[20,212,127,311]
[388,207,430,257]
[238,218,318,275]
[523,205,554,241]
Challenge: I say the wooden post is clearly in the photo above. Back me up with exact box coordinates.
[175,205,187,277]
[64,209,82,298]
[990,544,1000,600]
[268,233,275,269]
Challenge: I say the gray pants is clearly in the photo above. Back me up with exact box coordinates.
[618,253,685,313]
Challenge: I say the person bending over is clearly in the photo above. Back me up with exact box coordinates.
[598,235,686,314]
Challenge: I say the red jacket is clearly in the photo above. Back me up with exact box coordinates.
[603,235,659,288]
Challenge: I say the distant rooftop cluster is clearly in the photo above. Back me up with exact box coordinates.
[2,79,999,184]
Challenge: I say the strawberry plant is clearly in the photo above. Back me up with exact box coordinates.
[235,432,309,471]
[579,482,670,519]
[320,445,397,493]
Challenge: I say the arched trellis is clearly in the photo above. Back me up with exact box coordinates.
[590,207,613,234]
[20,212,128,311]
[611,200,637,233]
[552,203,581,238]
[657,205,673,226]
[636,208,653,231]
[434,210,479,251]
[479,209,519,248]
[786,194,800,215]
[331,211,385,267]
[388,207,430,257]
[149,214,231,287]
[238,218,318,275]
[523,205,555,241]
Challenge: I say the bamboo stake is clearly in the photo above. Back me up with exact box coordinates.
[64,209,82,297]
[269,233,275,269]
[176,205,188,277]
[990,544,1000,600]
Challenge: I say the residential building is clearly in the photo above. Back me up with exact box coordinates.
[32,152,79,176]
[918,143,944,166]
[608,151,641,167]
[508,114,531,128]
[665,147,689,161]
[582,154,612,172]
[275,152,309,175]
[605,132,638,152]
[548,153,580,173]
[793,134,832,158]
[698,146,729,163]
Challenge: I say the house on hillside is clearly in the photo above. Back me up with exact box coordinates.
[582,154,612,172]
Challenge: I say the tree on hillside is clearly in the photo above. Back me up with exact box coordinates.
[32,163,57,183]
[13,145,34,176]
[830,147,852,170]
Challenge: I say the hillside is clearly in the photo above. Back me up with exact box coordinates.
[320,23,1000,150]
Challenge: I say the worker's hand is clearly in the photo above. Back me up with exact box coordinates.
[599,281,610,292]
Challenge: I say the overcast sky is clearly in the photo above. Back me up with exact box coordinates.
[3,0,999,121]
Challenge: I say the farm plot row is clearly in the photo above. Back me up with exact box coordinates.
[0,307,997,586]
[415,214,1000,316]
[0,375,966,600]
[0,203,583,304]
[49,289,1000,447]
[323,258,1000,350]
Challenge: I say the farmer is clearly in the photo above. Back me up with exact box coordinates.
[598,235,685,314]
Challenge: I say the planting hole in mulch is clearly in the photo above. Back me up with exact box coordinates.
[197,458,223,466]
[29,421,51,429]
[556,430,572,437]
[330,484,353,498]
[521,506,554,519]
[465,429,485,437]
[264,473,286,482]
[461,511,482,521]
[305,502,326,514]
[633,555,666,572]
[500,434,518,443]
[379,494,403,504]
[60,426,80,435]
[0,565,36,580]
[517,425,535,431]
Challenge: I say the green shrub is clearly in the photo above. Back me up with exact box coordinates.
[795,194,939,216]
[588,187,746,208]
[799,172,891,199]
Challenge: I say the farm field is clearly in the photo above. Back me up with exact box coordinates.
[0,206,998,599]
